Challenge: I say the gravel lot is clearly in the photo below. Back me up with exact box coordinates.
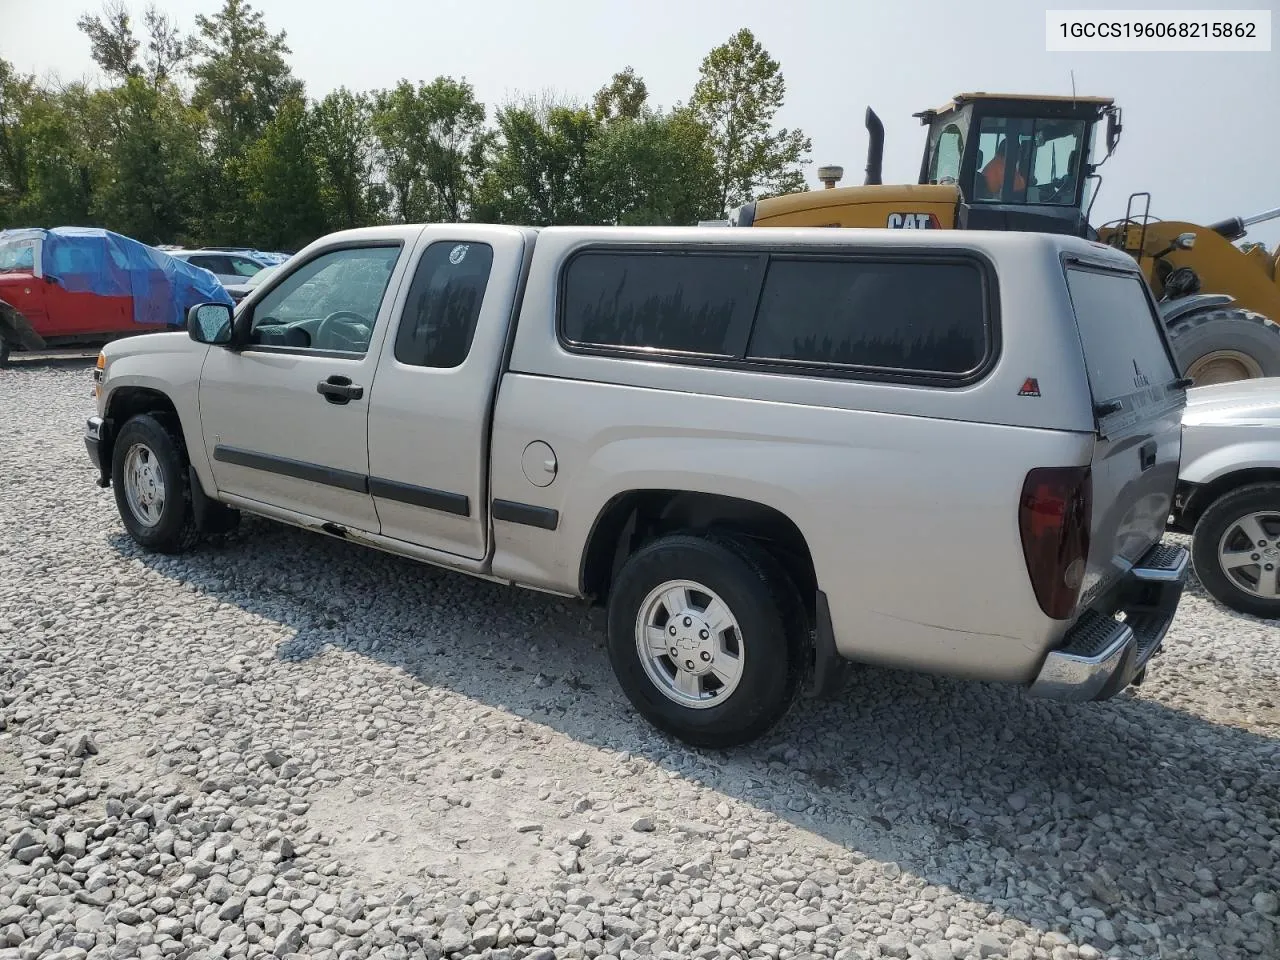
[1,363,1278,960]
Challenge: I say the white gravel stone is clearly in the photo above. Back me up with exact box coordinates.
[0,365,1276,960]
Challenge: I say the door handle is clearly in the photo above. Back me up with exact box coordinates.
[317,375,363,404]
[1139,441,1157,471]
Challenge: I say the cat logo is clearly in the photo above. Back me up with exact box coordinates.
[1018,377,1041,398]
[886,212,940,229]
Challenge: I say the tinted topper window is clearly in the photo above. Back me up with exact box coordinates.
[747,258,987,375]
[561,251,758,356]
[1066,267,1176,402]
[395,241,494,369]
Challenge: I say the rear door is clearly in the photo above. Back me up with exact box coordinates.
[1064,261,1186,607]
[365,225,529,560]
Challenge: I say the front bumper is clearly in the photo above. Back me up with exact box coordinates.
[1030,541,1189,702]
[85,416,110,487]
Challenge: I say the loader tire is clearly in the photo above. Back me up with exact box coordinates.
[1165,307,1280,386]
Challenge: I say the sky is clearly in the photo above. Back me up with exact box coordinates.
[3,0,1278,247]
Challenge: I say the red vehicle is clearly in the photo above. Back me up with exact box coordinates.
[0,227,232,366]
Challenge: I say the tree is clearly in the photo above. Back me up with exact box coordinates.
[241,97,327,250]
[592,67,648,124]
[15,84,98,227]
[371,77,489,223]
[141,5,193,89]
[191,0,302,157]
[0,60,35,224]
[90,77,206,244]
[310,88,384,229]
[690,28,811,214]
[474,97,599,226]
[588,107,719,225]
[76,1,140,82]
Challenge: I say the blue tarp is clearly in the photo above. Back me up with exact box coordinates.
[0,226,234,328]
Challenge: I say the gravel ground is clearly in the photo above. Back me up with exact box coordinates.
[1,363,1278,960]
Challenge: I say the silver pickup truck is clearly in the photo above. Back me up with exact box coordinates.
[85,224,1191,747]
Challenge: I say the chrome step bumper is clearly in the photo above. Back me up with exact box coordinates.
[1030,541,1188,702]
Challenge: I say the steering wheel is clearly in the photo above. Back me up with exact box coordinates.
[315,311,371,350]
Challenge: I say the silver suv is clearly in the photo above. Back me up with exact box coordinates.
[85,224,1191,746]
[1172,378,1280,618]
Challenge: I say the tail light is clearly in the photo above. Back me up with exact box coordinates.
[1019,466,1092,619]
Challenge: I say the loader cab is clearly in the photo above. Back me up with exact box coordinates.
[915,93,1118,238]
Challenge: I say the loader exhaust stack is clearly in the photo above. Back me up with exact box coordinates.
[864,107,884,186]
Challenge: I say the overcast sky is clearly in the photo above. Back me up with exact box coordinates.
[4,0,1278,246]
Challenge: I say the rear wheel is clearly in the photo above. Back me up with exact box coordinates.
[1191,482,1280,619]
[606,532,805,748]
[1165,307,1280,385]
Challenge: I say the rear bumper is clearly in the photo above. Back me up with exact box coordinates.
[85,416,111,487]
[1030,541,1188,702]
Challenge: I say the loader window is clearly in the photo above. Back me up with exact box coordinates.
[927,124,964,185]
[974,117,1085,206]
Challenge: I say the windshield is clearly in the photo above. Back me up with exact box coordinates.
[973,116,1085,206]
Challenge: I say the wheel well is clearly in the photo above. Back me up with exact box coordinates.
[103,388,183,467]
[580,490,818,614]
[1179,468,1280,530]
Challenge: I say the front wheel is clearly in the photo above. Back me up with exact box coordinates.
[606,532,806,748]
[1191,482,1280,619]
[111,414,201,553]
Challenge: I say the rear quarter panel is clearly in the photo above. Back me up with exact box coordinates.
[491,227,1114,682]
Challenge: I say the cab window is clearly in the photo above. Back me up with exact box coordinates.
[247,245,401,355]
[973,116,1085,206]
[927,124,964,185]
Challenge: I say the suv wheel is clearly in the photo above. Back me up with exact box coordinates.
[1191,482,1280,619]
[606,532,805,748]
[111,413,202,554]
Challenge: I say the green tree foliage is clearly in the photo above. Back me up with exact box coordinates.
[241,97,327,251]
[310,88,382,230]
[191,0,302,158]
[4,10,812,240]
[475,96,600,226]
[76,1,140,82]
[588,108,719,226]
[0,60,36,223]
[371,78,489,223]
[91,77,206,243]
[690,28,811,214]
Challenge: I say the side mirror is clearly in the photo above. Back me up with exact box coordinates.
[187,302,234,345]
[1105,108,1123,157]
[1174,232,1196,250]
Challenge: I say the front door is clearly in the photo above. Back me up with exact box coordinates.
[198,240,412,532]
[365,225,529,559]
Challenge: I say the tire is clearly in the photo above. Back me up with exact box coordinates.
[0,336,10,368]
[110,413,202,554]
[1191,482,1280,619]
[1165,307,1280,386]
[606,532,805,748]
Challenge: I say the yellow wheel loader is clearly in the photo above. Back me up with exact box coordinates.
[726,93,1280,385]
